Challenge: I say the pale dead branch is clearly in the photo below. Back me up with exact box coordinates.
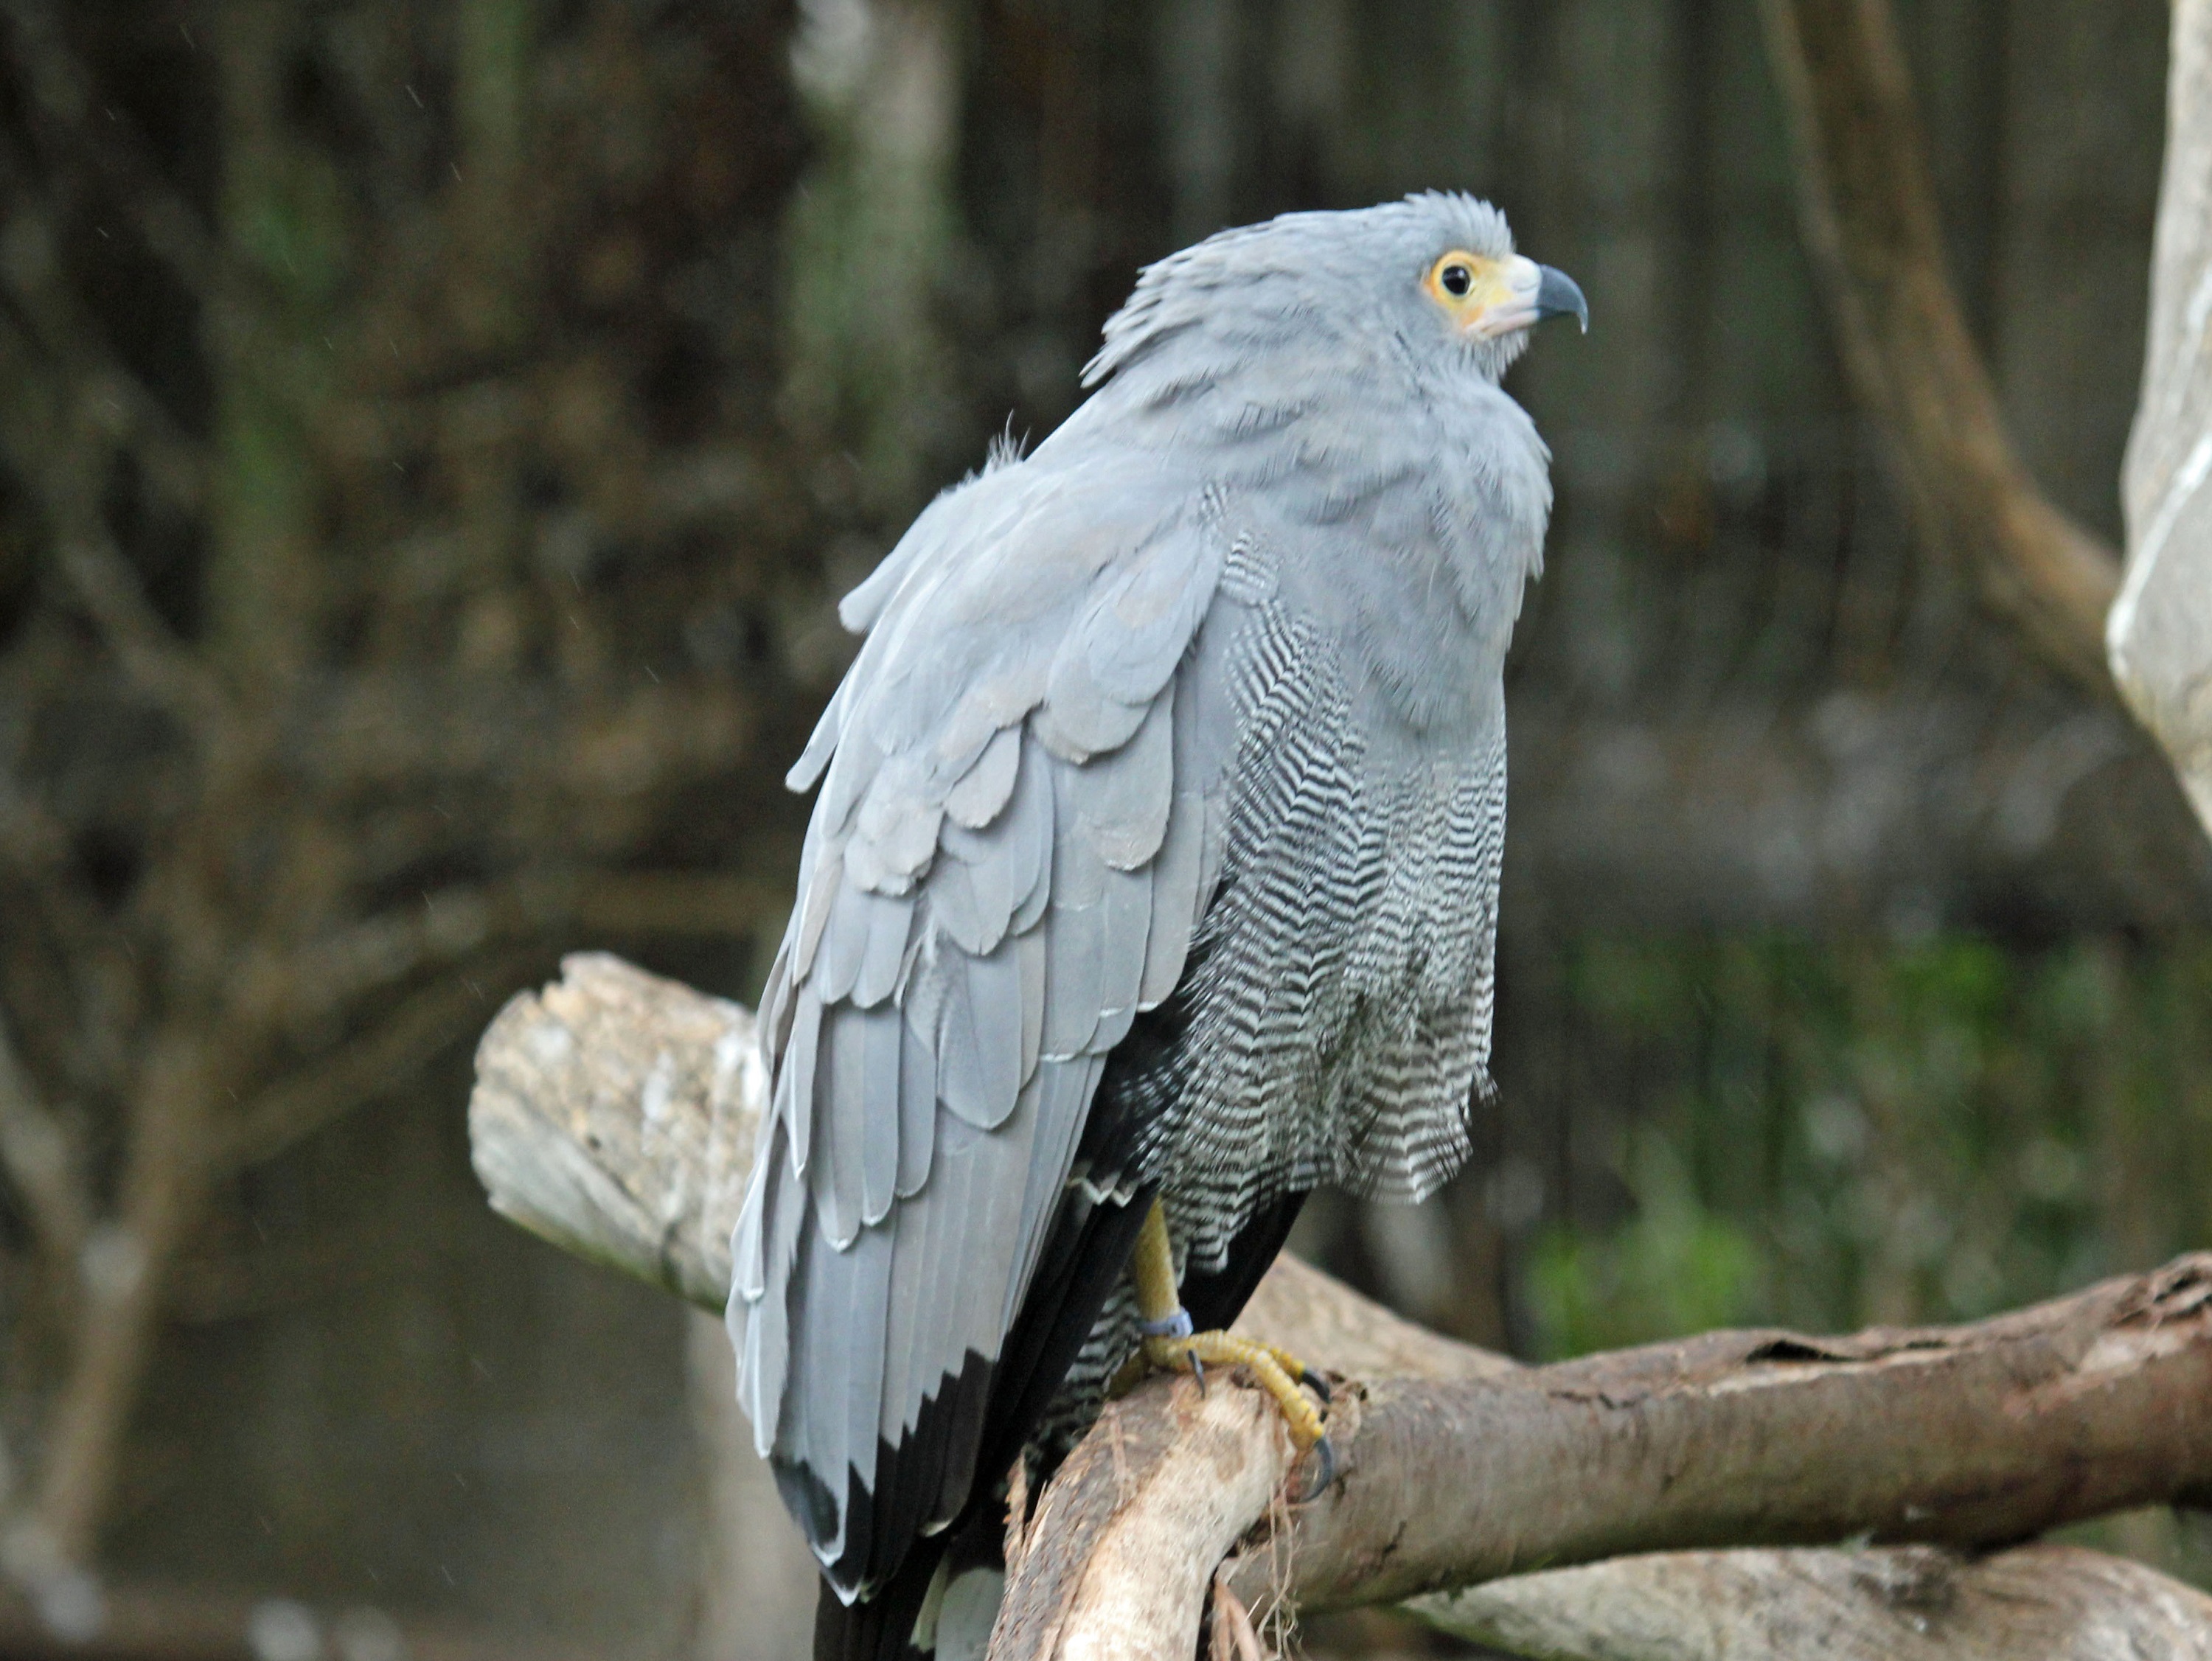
[467,954,2212,1661]
[2115,0,2212,836]
[467,953,762,1309]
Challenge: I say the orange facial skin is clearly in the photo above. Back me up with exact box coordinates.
[1423,249,1545,340]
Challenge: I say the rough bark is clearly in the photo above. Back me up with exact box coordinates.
[1754,0,2122,694]
[467,955,2212,1661]
[2115,0,2212,838]
[1414,1544,2212,1661]
[996,1258,2212,1656]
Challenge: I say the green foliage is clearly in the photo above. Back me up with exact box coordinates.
[1517,927,2212,1586]
[1520,933,2212,1358]
[1527,1130,1764,1356]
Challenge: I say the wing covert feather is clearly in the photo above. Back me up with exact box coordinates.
[895,1020,936,1198]
[1078,689,1175,870]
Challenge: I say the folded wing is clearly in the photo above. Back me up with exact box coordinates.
[729,453,1228,1599]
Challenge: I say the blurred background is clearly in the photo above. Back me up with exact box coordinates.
[0,0,2205,1656]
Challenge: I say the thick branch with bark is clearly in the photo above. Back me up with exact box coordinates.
[1068,1258,2212,1622]
[1753,0,2121,693]
[467,955,2212,1661]
[467,953,759,1310]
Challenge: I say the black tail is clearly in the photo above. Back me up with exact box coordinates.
[814,1507,1010,1661]
[809,1188,1310,1661]
[813,1539,942,1661]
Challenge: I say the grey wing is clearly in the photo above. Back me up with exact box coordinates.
[728,454,1227,1598]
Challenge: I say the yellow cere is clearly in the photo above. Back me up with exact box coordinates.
[1423,250,1512,331]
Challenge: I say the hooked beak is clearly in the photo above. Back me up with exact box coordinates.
[1534,264,1589,332]
[1472,255,1590,338]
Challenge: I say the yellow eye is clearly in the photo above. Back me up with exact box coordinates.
[1425,250,1493,309]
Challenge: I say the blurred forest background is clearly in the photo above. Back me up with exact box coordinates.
[0,0,2205,1656]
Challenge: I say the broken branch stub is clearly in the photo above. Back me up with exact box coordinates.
[466,952,760,1309]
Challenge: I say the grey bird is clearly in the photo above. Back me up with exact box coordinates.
[729,192,1584,1661]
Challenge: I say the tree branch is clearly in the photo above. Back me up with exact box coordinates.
[52,535,231,740]
[0,260,226,736]
[0,182,211,515]
[0,1,221,302]
[466,953,760,1309]
[465,955,2212,1661]
[991,1250,2212,1656]
[0,751,148,1084]
[1231,1256,2212,1607]
[1754,0,2121,694]
[0,1010,89,1303]
[28,1026,217,1567]
[219,953,545,1174]
[1411,1543,2212,1661]
[264,872,785,1036]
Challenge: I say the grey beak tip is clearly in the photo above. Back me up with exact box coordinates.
[1536,264,1589,334]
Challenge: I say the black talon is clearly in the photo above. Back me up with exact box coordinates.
[1301,1368,1332,1406]
[1295,1435,1338,1503]
[1189,1349,1207,1396]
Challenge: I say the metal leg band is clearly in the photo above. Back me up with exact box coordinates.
[1138,1306,1194,1339]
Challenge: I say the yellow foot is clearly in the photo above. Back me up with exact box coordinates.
[1141,1327,1327,1504]
[1140,1326,1329,1441]
[1126,1198,1336,1498]
[1139,1318,1335,1498]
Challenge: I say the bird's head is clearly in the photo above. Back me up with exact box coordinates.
[1326,192,1587,383]
[1085,192,1585,397]
[1408,200,1588,380]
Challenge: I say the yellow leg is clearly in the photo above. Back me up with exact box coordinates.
[1130,1200,1334,1488]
